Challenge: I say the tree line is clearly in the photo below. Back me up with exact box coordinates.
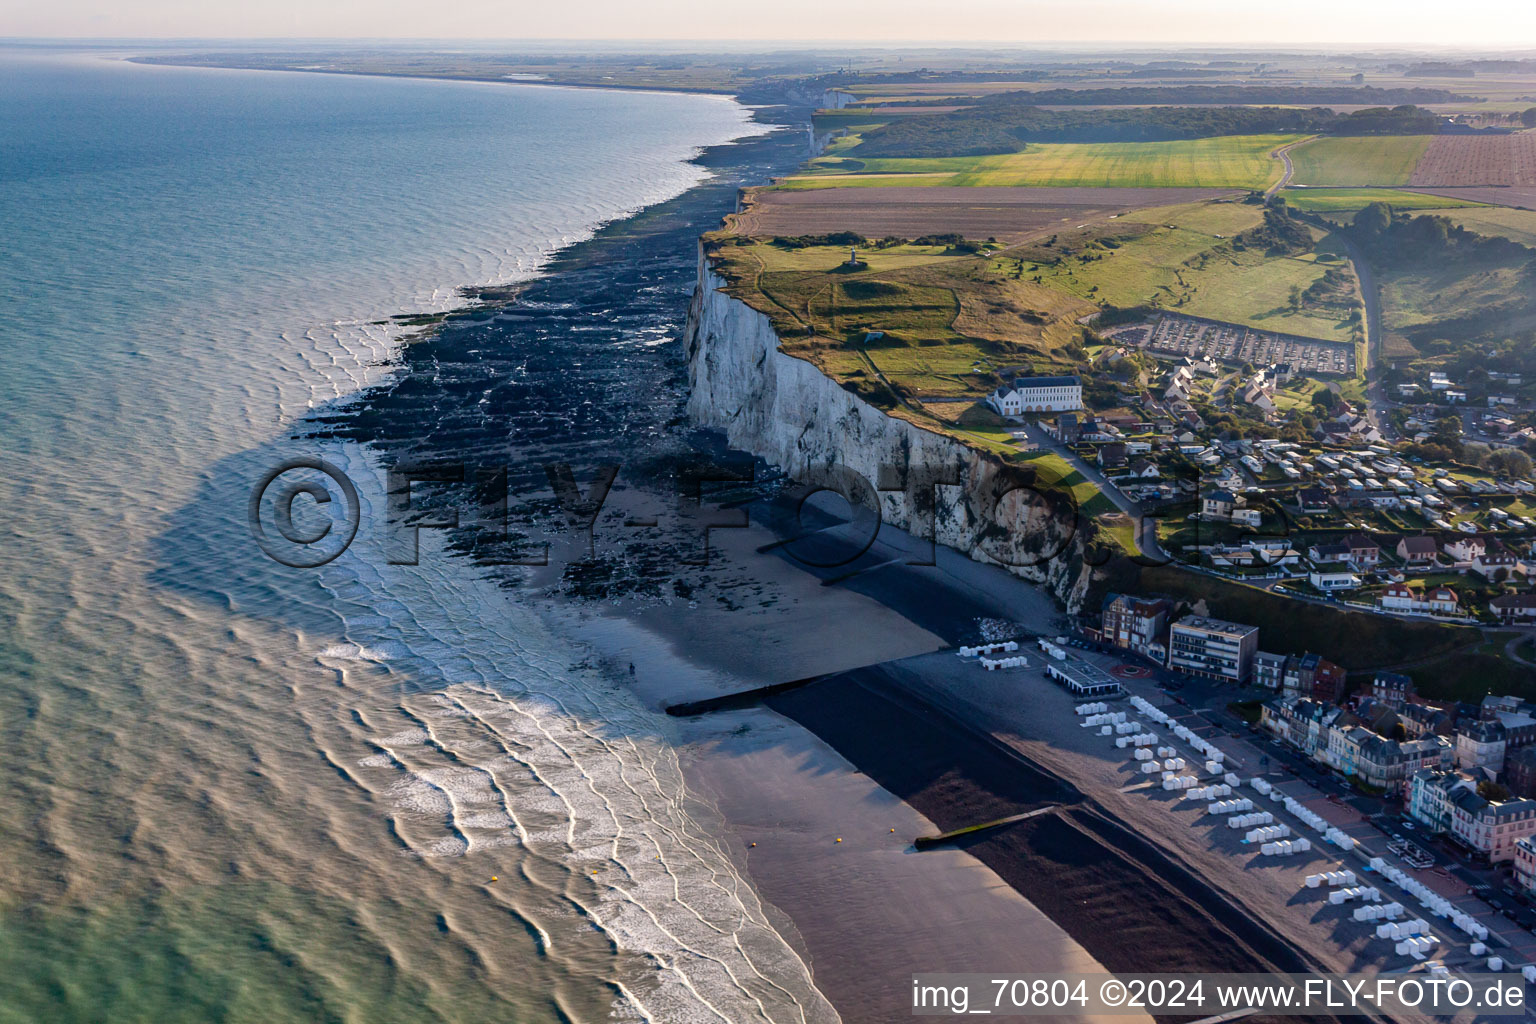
[972,85,1466,106]
[851,104,1440,159]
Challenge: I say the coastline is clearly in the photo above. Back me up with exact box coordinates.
[300,90,1143,1019]
[123,55,741,97]
[293,75,1373,1022]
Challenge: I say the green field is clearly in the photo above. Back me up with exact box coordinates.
[1287,135,1434,186]
[1380,262,1531,333]
[1280,187,1484,213]
[748,242,959,274]
[1018,451,1119,518]
[776,134,1300,190]
[810,280,960,343]
[1006,201,1364,342]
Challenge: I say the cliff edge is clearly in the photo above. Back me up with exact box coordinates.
[683,245,1103,613]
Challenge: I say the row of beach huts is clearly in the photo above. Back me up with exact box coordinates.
[961,639,1530,977]
[1075,693,1529,977]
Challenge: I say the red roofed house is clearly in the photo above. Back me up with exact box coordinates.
[1379,582,1461,617]
[1345,533,1381,568]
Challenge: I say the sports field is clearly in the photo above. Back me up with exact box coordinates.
[1287,136,1434,186]
[778,135,1300,190]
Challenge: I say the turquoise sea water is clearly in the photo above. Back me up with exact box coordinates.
[0,50,832,1023]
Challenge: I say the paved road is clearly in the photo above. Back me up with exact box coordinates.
[1337,232,1390,437]
[1019,423,1168,561]
[1506,631,1536,668]
[1264,139,1303,200]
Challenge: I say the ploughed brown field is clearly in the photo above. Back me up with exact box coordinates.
[1406,184,1536,210]
[731,185,1239,241]
[1409,133,1536,187]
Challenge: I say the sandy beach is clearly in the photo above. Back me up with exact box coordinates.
[553,517,1146,1023]
[559,499,1462,1024]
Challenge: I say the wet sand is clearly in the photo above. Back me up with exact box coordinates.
[558,519,1142,1024]
[766,669,1350,1024]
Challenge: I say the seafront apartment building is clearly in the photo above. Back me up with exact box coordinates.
[1408,769,1536,863]
[1167,615,1259,683]
[1099,593,1172,660]
[986,375,1083,416]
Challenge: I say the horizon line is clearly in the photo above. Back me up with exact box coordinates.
[6,36,1536,53]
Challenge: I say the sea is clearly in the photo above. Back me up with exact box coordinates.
[0,48,834,1023]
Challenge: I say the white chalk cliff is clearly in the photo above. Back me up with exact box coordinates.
[683,246,1100,612]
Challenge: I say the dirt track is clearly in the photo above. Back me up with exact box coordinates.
[731,185,1239,241]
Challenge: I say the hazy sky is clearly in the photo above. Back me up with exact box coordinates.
[4,0,1536,46]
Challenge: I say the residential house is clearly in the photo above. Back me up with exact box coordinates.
[1456,719,1508,774]
[1484,697,1536,751]
[1099,594,1172,661]
[1309,566,1360,592]
[1323,727,1452,790]
[1377,582,1461,617]
[1282,652,1349,704]
[1407,768,1472,834]
[1253,651,1288,690]
[1445,535,1488,565]
[1448,788,1536,863]
[1400,701,1456,740]
[1098,443,1128,471]
[1297,487,1331,515]
[1077,416,1114,442]
[1201,489,1237,519]
[1308,540,1351,564]
[1351,697,1400,737]
[1344,533,1381,567]
[1491,593,1536,623]
[1396,535,1439,568]
[1050,413,1080,444]
[1260,696,1345,757]
[1125,457,1160,479]
[1504,746,1536,800]
[1514,836,1536,891]
[1365,672,1415,708]
[1473,540,1519,581]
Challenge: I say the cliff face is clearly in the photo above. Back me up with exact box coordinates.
[683,248,1096,613]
